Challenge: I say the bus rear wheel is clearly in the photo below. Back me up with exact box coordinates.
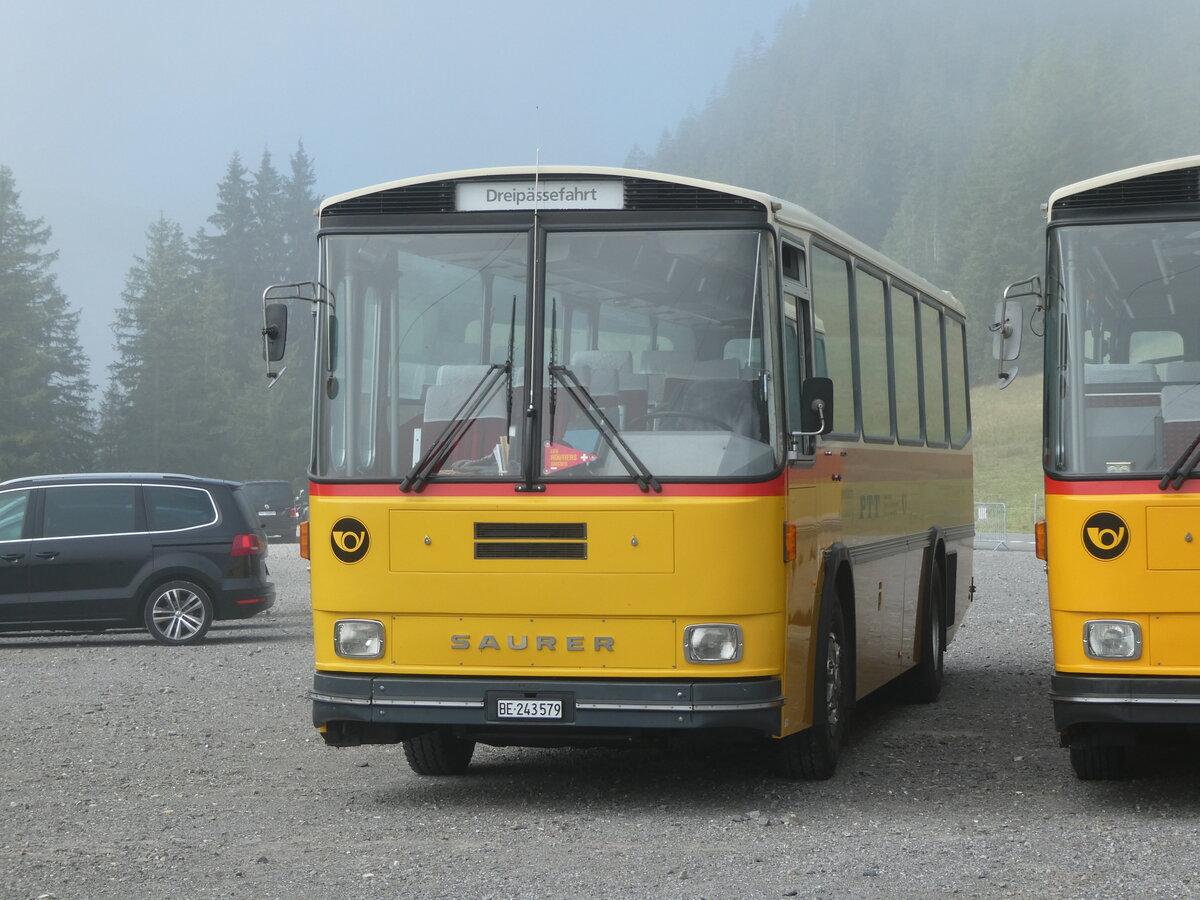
[778,602,849,780]
[904,565,945,703]
[403,728,476,776]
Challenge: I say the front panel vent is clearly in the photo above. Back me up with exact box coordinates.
[1056,167,1200,213]
[322,181,457,217]
[623,177,764,212]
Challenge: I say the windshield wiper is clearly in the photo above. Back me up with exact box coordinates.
[401,363,507,493]
[1160,428,1200,490]
[548,364,661,493]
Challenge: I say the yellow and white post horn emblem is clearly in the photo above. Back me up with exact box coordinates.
[331,517,370,563]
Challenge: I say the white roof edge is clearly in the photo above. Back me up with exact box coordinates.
[1048,154,1200,215]
[320,166,962,315]
[319,165,777,212]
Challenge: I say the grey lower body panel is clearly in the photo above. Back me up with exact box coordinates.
[311,672,784,737]
[1051,673,1200,730]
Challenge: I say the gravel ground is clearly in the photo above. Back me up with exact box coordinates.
[3,546,1199,900]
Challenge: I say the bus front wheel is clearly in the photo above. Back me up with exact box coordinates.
[778,602,850,780]
[403,728,476,776]
[1069,734,1130,781]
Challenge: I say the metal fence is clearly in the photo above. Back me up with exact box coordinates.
[974,501,1009,550]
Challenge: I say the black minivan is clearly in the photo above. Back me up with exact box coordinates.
[241,480,300,541]
[0,473,276,645]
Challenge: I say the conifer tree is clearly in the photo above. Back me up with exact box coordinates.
[0,166,94,478]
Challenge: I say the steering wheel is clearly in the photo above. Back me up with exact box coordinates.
[626,409,733,431]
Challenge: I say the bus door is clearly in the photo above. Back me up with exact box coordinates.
[781,240,826,735]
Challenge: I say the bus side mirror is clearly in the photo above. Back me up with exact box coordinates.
[992,298,1023,389]
[795,377,834,436]
[263,302,289,366]
[993,276,1042,390]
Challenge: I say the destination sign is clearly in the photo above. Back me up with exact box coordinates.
[457,180,623,211]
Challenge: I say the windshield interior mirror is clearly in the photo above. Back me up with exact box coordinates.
[263,302,288,365]
[795,376,834,436]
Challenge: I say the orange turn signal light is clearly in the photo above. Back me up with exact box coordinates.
[1035,520,1047,560]
[300,520,310,560]
[783,522,797,562]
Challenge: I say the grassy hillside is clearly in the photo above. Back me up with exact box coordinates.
[971,373,1044,532]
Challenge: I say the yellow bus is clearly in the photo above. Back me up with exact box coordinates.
[263,166,974,778]
[999,155,1200,779]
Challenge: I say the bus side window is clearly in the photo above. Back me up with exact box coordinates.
[784,316,803,431]
[783,289,816,455]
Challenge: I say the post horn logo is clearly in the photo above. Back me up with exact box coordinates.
[331,517,370,563]
[1082,511,1128,560]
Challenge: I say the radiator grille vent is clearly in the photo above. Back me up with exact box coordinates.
[475,542,588,560]
[475,522,586,540]
[474,522,587,560]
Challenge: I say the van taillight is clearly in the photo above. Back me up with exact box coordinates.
[288,506,299,520]
[231,533,265,557]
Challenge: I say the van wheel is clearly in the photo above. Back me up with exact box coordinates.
[904,566,945,703]
[778,602,849,780]
[144,580,213,645]
[403,729,476,775]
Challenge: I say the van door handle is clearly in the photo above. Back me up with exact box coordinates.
[0,554,23,562]
[34,551,59,560]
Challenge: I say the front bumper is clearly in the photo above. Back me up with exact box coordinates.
[310,672,784,739]
[1051,672,1200,730]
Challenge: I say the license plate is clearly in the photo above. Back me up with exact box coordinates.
[259,511,276,517]
[496,699,562,719]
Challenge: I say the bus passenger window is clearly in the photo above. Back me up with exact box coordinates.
[946,318,970,446]
[811,247,855,435]
[855,269,891,440]
[921,301,948,445]
[892,287,921,443]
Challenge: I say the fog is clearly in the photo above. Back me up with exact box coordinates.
[1,0,795,389]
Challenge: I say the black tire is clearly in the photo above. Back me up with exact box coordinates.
[403,729,476,776]
[904,565,945,703]
[1069,737,1130,780]
[778,602,850,780]
[143,580,213,645]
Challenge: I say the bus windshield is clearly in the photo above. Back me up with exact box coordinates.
[316,227,779,483]
[1049,219,1200,476]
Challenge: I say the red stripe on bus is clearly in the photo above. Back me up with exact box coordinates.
[309,475,788,499]
[1044,478,1200,495]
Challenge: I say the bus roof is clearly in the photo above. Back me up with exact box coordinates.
[321,165,963,316]
[1047,154,1200,217]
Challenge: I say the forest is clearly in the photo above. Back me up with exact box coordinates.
[1,0,1198,483]
[638,0,1200,370]
[0,149,317,483]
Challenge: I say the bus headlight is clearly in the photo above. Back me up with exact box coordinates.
[335,619,385,658]
[684,624,743,664]
[1083,620,1141,660]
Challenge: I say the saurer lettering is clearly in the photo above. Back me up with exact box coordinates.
[451,634,615,651]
